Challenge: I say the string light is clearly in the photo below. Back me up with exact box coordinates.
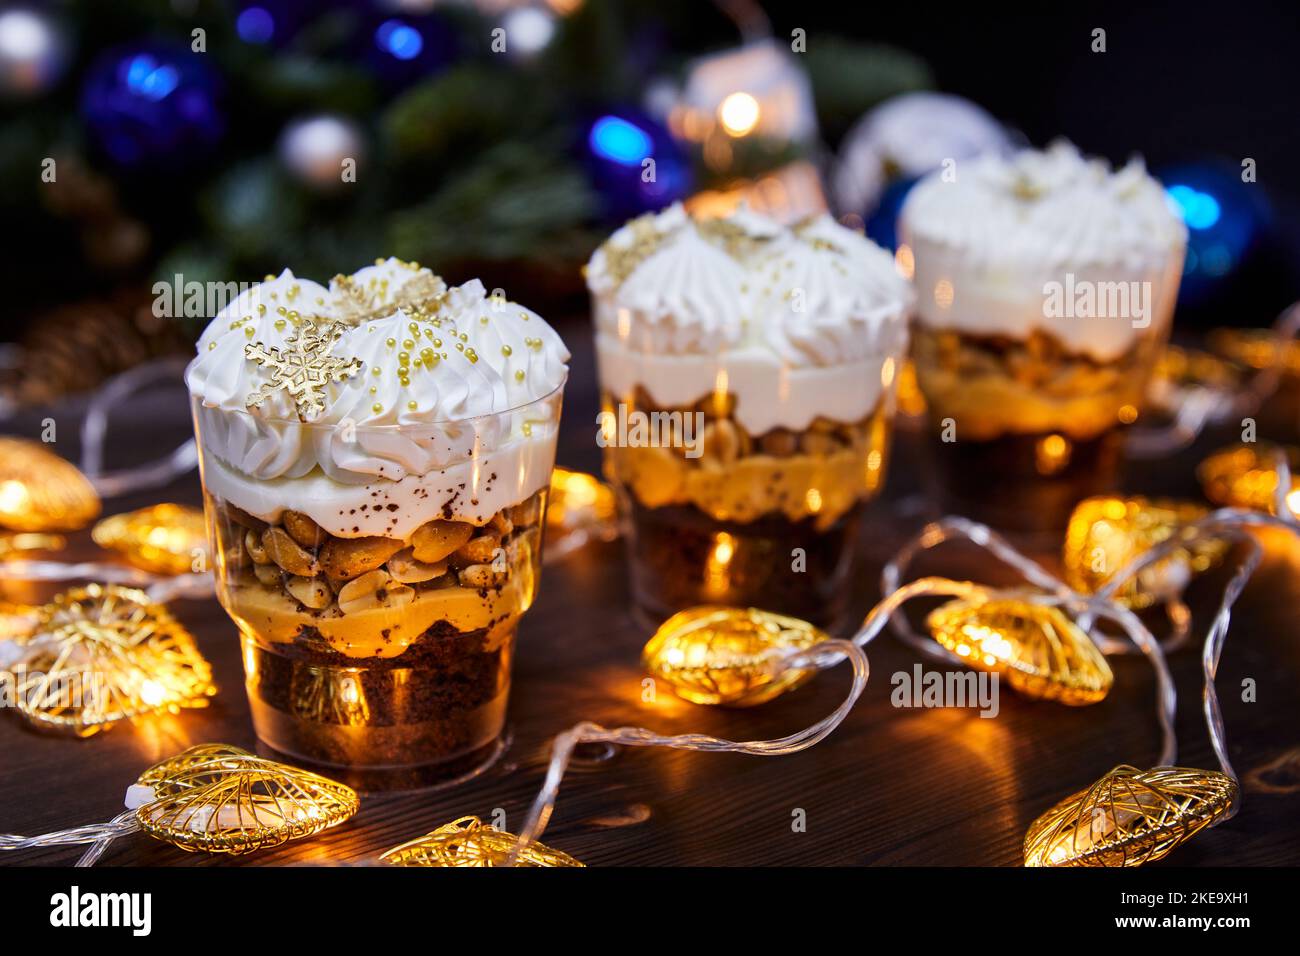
[1063,496,1227,609]
[1023,509,1295,866]
[1024,766,1237,867]
[545,466,619,559]
[0,584,215,736]
[0,437,101,532]
[1198,442,1299,516]
[383,816,582,867]
[642,605,823,706]
[926,594,1113,705]
[2,744,359,864]
[92,503,209,575]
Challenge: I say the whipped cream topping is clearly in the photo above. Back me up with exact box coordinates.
[187,260,569,536]
[587,204,912,434]
[899,141,1186,360]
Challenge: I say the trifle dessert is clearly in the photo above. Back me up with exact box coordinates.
[588,204,912,628]
[899,141,1186,531]
[187,259,568,784]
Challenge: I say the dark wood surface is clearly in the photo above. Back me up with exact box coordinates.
[3,317,1300,867]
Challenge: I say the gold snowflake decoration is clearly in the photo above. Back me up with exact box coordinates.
[244,319,363,421]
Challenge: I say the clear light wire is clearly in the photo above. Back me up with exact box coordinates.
[507,637,869,866]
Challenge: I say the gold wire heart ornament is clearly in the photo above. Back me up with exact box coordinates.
[92,504,209,575]
[0,437,101,532]
[127,744,360,855]
[382,816,582,867]
[1063,496,1227,608]
[1198,442,1300,515]
[641,605,827,706]
[926,595,1113,705]
[3,584,215,736]
[1024,765,1238,867]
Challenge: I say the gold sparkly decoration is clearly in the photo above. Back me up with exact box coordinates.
[4,584,215,736]
[1198,442,1300,516]
[1024,765,1237,867]
[244,318,363,421]
[642,606,826,706]
[130,744,359,855]
[92,504,208,575]
[926,595,1112,705]
[1063,496,1228,609]
[0,437,101,532]
[382,816,583,867]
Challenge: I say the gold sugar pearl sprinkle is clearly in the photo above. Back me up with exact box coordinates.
[257,304,266,315]
[369,386,377,395]
[403,339,414,350]
[276,306,287,315]
[208,341,217,350]
[479,316,489,325]
[515,369,525,382]
[408,400,418,411]
[372,403,383,414]
[409,322,419,334]
[264,274,275,281]
[456,343,464,352]
[386,337,396,348]
[372,366,382,377]
[398,352,410,365]
[501,345,512,356]
[244,327,255,337]
[274,319,286,331]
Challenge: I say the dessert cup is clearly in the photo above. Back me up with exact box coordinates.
[899,142,1186,533]
[187,261,568,786]
[587,205,912,629]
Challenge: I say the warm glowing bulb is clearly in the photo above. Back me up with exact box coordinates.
[642,606,826,706]
[718,92,760,136]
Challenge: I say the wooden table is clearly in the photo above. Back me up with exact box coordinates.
[4,319,1300,867]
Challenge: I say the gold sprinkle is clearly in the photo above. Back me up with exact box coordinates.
[244,326,255,337]
[403,339,414,350]
[372,403,383,414]
[372,366,382,377]
[398,352,410,365]
[433,338,442,348]
[208,341,217,351]
[407,400,418,411]
[257,304,266,315]
[519,312,530,321]
[369,386,377,395]
[274,319,286,331]
[375,257,384,266]
[276,306,287,316]
[386,337,397,348]
[501,345,512,356]
[456,342,464,352]
[479,315,489,325]
[514,369,525,382]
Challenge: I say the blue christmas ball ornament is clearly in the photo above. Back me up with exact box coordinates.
[1158,160,1270,305]
[80,43,223,169]
[864,175,918,252]
[583,110,691,221]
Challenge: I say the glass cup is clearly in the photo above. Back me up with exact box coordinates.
[594,360,904,632]
[192,383,564,787]
[906,278,1181,535]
